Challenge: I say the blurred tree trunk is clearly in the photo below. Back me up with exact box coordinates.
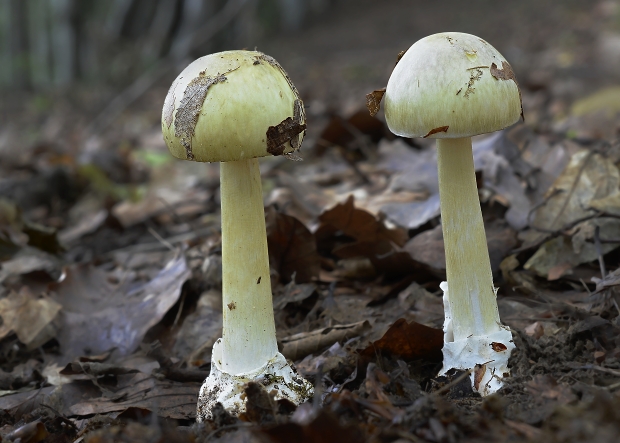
[144,0,178,61]
[7,0,31,89]
[169,0,213,61]
[0,1,11,86]
[28,0,53,88]
[0,0,340,91]
[50,0,77,86]
[278,0,304,31]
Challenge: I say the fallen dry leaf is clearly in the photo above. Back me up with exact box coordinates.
[0,287,61,348]
[315,109,387,155]
[267,207,321,283]
[260,409,366,443]
[69,372,200,419]
[317,195,407,247]
[360,318,443,361]
[49,253,190,361]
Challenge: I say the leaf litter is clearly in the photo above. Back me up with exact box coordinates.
[2,1,620,442]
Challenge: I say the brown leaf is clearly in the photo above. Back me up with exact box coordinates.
[366,88,386,117]
[423,126,449,138]
[547,262,573,280]
[360,318,443,361]
[267,114,307,156]
[334,241,416,280]
[84,421,192,443]
[315,109,387,155]
[490,61,517,82]
[260,409,366,443]
[317,195,407,247]
[0,287,61,348]
[267,207,320,283]
[526,375,578,405]
[69,372,200,419]
[49,254,190,361]
[5,420,49,443]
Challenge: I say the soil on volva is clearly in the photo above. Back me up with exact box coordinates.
[2,0,620,442]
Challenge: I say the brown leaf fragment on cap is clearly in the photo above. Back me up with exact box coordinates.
[490,61,516,81]
[491,61,524,121]
[424,125,449,138]
[396,49,407,65]
[266,117,306,156]
[174,70,232,160]
[366,88,386,117]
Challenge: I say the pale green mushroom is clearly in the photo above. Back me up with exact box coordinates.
[384,32,522,395]
[162,50,312,419]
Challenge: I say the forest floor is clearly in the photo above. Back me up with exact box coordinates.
[2,0,620,442]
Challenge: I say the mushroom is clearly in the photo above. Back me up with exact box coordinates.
[383,32,522,395]
[161,50,312,420]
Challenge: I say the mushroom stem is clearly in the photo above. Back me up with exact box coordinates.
[436,137,501,342]
[220,158,278,375]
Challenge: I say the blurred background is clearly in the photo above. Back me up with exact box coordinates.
[1,0,620,145]
[1,0,620,225]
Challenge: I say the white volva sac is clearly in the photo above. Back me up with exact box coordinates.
[197,340,312,419]
[439,282,515,396]
[383,33,522,395]
[161,50,312,420]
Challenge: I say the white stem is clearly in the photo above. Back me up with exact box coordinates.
[220,158,277,375]
[437,138,500,341]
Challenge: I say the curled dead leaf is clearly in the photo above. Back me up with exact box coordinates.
[360,318,443,361]
[267,99,306,156]
[366,88,386,117]
[424,126,449,138]
[266,207,320,283]
[473,363,487,392]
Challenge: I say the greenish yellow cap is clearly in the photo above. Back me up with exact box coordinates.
[384,32,522,139]
[162,50,305,162]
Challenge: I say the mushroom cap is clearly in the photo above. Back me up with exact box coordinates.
[384,32,522,139]
[162,50,305,162]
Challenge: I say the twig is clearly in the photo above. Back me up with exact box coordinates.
[513,211,620,253]
[104,225,215,257]
[576,364,620,377]
[172,292,186,328]
[595,225,606,278]
[606,380,620,391]
[502,317,568,322]
[147,226,175,252]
